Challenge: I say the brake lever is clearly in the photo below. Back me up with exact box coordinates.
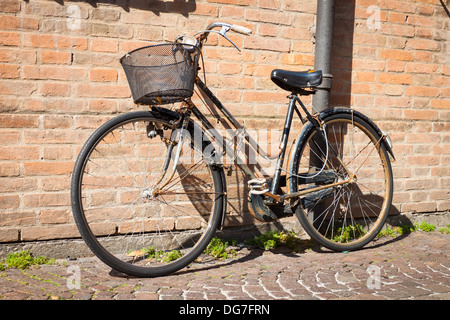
[218,25,241,51]
[222,34,241,51]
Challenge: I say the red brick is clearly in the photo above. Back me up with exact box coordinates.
[88,99,118,113]
[75,83,130,98]
[21,224,79,241]
[218,62,242,75]
[377,72,413,84]
[405,86,440,97]
[41,50,72,65]
[407,155,440,166]
[245,8,291,25]
[380,0,416,13]
[279,53,314,66]
[0,229,19,242]
[407,38,440,51]
[23,130,87,145]
[40,176,70,191]
[242,91,285,103]
[405,62,439,73]
[355,71,375,82]
[430,99,450,109]
[40,82,71,97]
[388,12,408,24]
[402,202,436,213]
[0,0,21,13]
[23,162,73,176]
[91,39,118,53]
[23,34,88,50]
[220,6,244,18]
[193,3,219,16]
[0,146,39,160]
[244,37,290,52]
[40,208,70,225]
[23,65,87,81]
[0,64,19,78]
[0,210,35,226]
[352,58,385,70]
[0,16,38,30]
[0,163,20,177]
[407,15,434,27]
[0,114,38,128]
[379,49,414,61]
[208,0,256,5]
[0,194,20,209]
[0,31,20,46]
[90,68,118,82]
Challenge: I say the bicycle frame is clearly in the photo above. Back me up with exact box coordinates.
[186,77,324,203]
[153,25,363,205]
[151,74,366,210]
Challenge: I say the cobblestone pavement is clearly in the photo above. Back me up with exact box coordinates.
[0,231,449,301]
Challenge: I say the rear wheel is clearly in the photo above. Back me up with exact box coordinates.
[71,111,224,277]
[287,112,393,251]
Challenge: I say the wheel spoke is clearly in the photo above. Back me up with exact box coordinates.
[72,113,222,277]
[291,114,392,250]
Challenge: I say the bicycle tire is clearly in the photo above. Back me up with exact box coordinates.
[287,109,393,251]
[71,111,224,277]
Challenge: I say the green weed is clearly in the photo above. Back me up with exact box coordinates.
[377,224,416,238]
[0,250,55,271]
[377,221,440,238]
[438,224,450,234]
[245,230,304,251]
[415,221,436,232]
[331,224,366,242]
[204,237,237,260]
[141,247,182,263]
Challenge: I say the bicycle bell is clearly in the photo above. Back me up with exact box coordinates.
[181,35,198,52]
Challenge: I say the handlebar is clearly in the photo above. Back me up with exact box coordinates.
[230,24,253,35]
[206,22,252,35]
[176,21,252,52]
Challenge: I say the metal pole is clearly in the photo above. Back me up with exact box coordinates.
[312,0,335,113]
[311,0,335,226]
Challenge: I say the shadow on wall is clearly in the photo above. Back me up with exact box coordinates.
[24,0,197,16]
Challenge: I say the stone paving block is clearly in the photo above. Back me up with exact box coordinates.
[0,232,448,300]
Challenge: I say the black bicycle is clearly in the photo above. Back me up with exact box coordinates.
[71,22,394,277]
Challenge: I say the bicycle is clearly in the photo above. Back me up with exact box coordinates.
[71,22,395,277]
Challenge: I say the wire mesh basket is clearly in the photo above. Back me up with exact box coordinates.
[120,43,200,105]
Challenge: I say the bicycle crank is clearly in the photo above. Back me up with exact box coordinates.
[247,178,292,222]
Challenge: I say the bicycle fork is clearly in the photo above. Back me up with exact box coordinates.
[150,110,191,197]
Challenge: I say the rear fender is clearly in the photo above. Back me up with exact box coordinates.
[318,108,395,161]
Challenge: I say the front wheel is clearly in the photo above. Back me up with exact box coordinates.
[71,111,224,277]
[287,111,393,251]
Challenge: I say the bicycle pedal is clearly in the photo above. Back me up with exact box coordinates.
[248,178,269,195]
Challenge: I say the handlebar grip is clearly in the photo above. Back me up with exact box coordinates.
[230,24,252,35]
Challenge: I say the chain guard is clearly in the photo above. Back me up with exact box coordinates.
[247,179,294,222]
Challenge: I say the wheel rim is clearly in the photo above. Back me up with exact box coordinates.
[75,116,220,272]
[292,117,392,248]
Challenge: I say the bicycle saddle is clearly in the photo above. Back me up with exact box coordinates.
[271,69,322,93]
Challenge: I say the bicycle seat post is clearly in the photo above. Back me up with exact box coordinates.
[268,94,297,201]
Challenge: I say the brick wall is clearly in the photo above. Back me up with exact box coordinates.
[0,0,448,243]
